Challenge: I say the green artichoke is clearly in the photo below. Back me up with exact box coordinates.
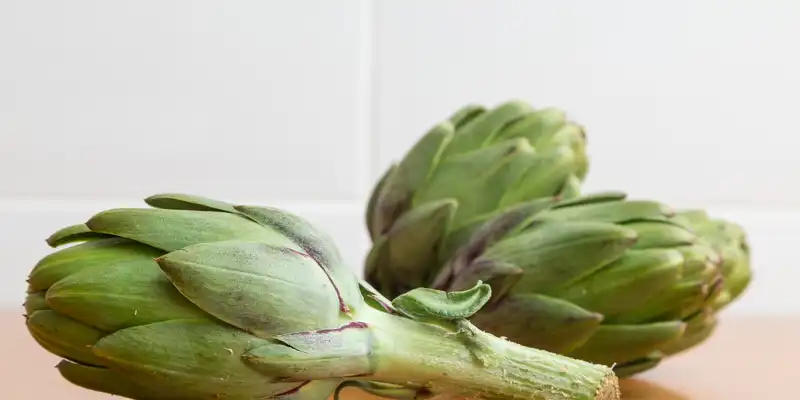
[364,101,752,377]
[366,100,589,296]
[25,193,621,400]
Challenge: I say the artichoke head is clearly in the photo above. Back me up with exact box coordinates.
[25,193,366,400]
[365,100,589,297]
[364,101,752,377]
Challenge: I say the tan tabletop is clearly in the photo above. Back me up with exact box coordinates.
[3,312,798,399]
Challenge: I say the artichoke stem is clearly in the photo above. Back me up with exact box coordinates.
[361,307,620,400]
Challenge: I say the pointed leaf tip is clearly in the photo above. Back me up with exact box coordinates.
[46,224,111,247]
[144,193,238,213]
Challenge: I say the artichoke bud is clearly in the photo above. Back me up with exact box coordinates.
[244,322,376,381]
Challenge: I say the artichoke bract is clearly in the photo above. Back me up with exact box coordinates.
[24,193,621,400]
[364,101,752,377]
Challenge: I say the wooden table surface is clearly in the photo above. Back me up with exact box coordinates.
[3,312,798,399]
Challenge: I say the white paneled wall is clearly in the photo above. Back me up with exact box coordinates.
[2,1,798,313]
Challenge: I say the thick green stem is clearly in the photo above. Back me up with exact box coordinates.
[360,307,619,400]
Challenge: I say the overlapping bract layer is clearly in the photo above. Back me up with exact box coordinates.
[364,101,752,377]
[366,100,589,297]
[25,193,363,400]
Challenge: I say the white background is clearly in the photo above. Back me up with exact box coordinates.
[2,1,798,314]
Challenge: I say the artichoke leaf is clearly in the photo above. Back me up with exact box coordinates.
[392,282,491,322]
[28,237,161,293]
[46,224,112,247]
[557,175,583,200]
[554,249,683,317]
[24,292,49,314]
[552,191,628,208]
[366,164,397,240]
[334,381,431,400]
[436,197,557,287]
[274,380,342,400]
[498,146,579,207]
[448,104,486,129]
[26,310,106,367]
[624,220,698,249]
[366,199,457,295]
[373,123,454,237]
[45,257,211,332]
[482,221,637,293]
[545,199,674,223]
[414,139,535,226]
[87,208,298,252]
[611,355,663,378]
[442,101,533,158]
[245,322,375,381]
[92,320,300,398]
[235,205,361,310]
[494,108,567,145]
[57,361,173,400]
[157,241,340,337]
[610,278,711,324]
[144,192,239,214]
[470,293,602,354]
[567,321,687,366]
[446,260,522,304]
[660,309,717,356]
[359,280,396,314]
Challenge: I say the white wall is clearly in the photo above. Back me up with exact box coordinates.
[2,1,798,314]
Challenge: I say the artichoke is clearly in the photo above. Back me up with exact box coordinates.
[366,100,589,296]
[364,101,752,377]
[24,193,621,400]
